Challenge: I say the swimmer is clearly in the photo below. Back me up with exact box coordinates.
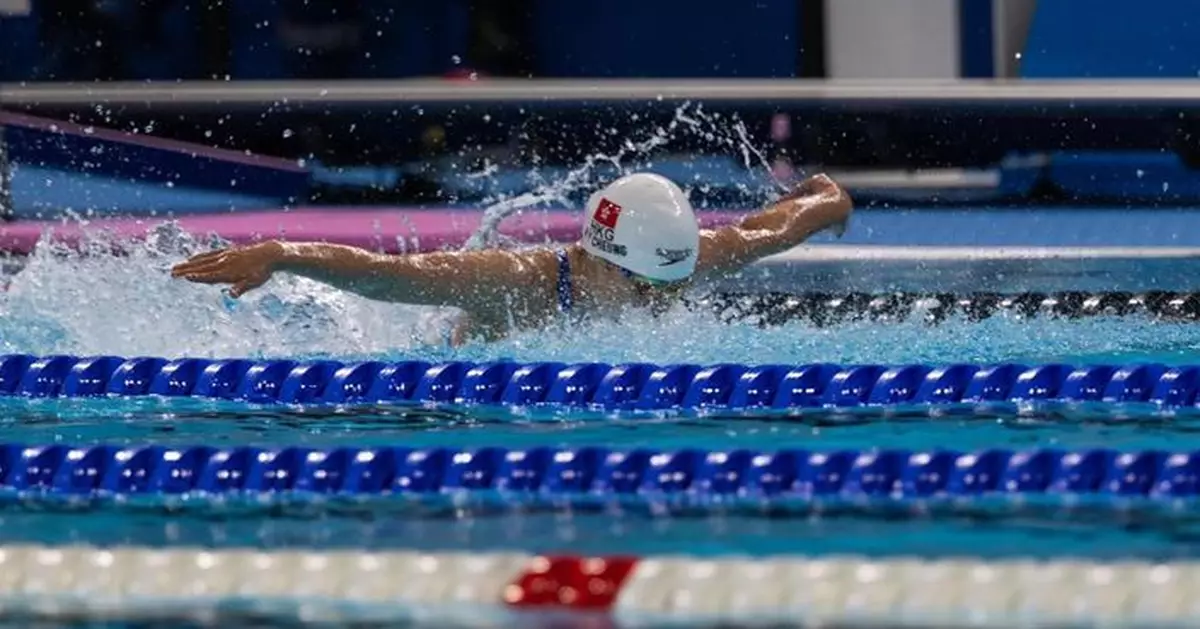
[171,172,852,343]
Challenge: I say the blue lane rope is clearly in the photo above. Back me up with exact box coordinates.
[0,354,1193,410]
[0,444,1195,500]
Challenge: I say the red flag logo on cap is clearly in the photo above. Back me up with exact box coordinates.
[592,198,623,229]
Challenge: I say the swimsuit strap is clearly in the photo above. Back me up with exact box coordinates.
[555,248,574,314]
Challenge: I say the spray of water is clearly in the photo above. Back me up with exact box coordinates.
[2,223,1199,364]
[462,102,789,250]
[0,103,791,358]
[0,223,444,358]
[3,107,1196,364]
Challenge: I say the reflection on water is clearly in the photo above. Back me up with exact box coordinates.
[0,397,1195,451]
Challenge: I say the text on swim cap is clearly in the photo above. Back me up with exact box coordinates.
[584,223,627,257]
[592,198,623,228]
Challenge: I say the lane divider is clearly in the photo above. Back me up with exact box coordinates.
[0,544,1191,626]
[0,354,1193,411]
[0,444,1193,501]
[695,290,1200,326]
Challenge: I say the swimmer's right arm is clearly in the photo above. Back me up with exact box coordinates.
[171,241,544,309]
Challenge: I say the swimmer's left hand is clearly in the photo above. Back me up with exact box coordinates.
[170,241,284,298]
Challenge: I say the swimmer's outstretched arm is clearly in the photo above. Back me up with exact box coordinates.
[695,173,852,278]
[171,241,545,309]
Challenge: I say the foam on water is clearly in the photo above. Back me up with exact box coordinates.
[2,226,1199,365]
[0,225,437,358]
[444,306,1200,366]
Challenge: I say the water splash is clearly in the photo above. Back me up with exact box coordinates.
[462,102,789,250]
[0,104,798,358]
[0,224,445,358]
[3,108,1195,365]
[0,223,1196,364]
[402,301,1200,367]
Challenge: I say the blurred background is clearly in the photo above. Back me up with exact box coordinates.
[0,0,1198,224]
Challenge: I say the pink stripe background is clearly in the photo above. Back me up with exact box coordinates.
[0,208,746,254]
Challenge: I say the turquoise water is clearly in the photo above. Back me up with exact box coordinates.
[3,232,1200,626]
[2,395,1200,562]
[3,269,1200,556]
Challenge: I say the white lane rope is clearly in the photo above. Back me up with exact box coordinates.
[0,545,1191,627]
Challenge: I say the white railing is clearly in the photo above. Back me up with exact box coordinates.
[4,78,1200,106]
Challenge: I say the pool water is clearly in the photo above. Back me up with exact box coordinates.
[2,234,1200,626]
[1,318,1199,556]
[0,395,1197,577]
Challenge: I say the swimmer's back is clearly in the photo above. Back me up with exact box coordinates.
[450,246,566,340]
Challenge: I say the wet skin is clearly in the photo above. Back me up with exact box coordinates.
[171,174,853,342]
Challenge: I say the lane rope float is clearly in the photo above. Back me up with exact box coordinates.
[0,443,1195,504]
[0,544,1191,627]
[694,290,1200,326]
[0,354,1194,411]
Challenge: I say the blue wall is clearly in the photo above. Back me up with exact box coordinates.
[1021,1,1200,78]
[1,0,799,81]
[0,1,203,81]
[10,0,1200,81]
[227,1,471,80]
[957,0,994,78]
[0,0,473,81]
[533,0,798,78]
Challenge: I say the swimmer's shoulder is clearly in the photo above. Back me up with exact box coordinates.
[467,245,569,301]
[462,246,572,335]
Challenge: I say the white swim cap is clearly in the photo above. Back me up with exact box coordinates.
[580,173,699,282]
